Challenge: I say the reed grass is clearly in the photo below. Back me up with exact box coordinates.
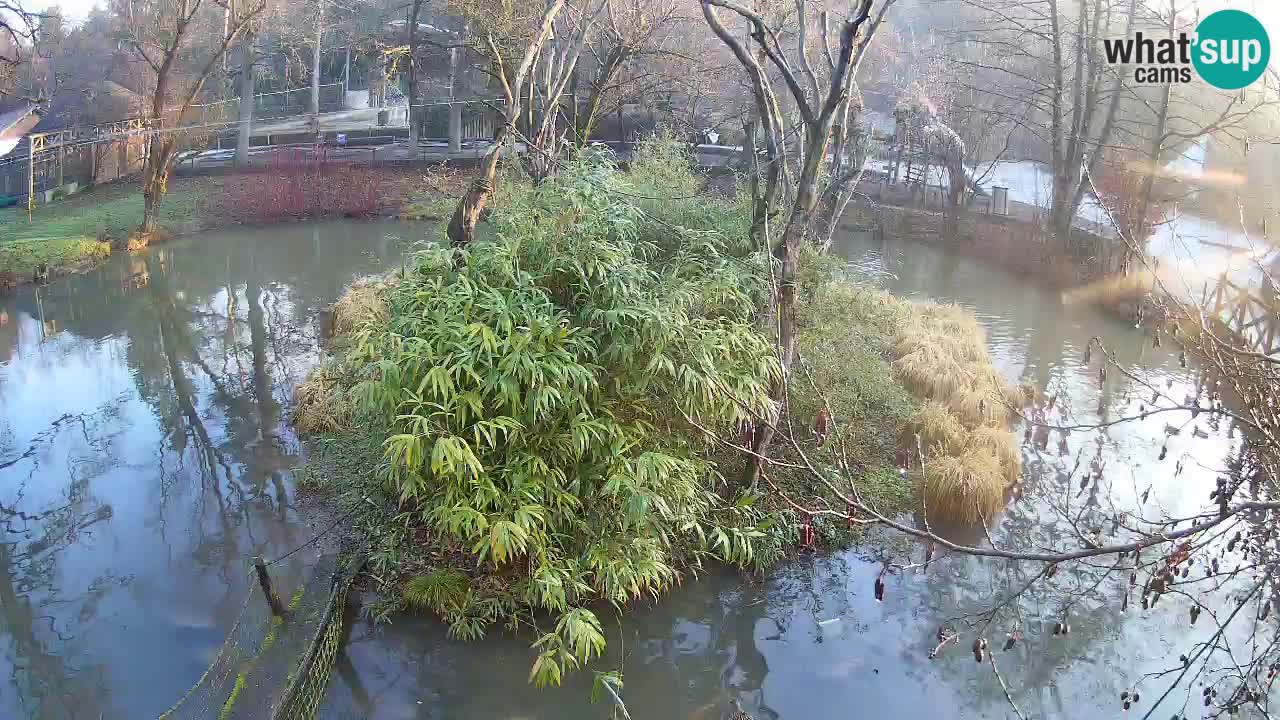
[888,298,1024,525]
[330,274,398,338]
[292,360,353,433]
[921,450,1007,525]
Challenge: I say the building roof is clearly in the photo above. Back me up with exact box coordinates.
[0,105,40,158]
[384,18,458,34]
[0,104,38,137]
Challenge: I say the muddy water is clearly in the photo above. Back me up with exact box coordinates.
[0,222,1245,719]
[319,232,1245,720]
[0,221,411,719]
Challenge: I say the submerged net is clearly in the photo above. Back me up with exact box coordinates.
[270,555,361,720]
[155,553,362,720]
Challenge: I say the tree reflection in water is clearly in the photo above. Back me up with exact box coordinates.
[0,221,407,719]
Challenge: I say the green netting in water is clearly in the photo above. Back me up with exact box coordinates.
[155,553,360,720]
[270,555,360,720]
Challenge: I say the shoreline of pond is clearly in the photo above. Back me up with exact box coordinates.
[0,168,456,292]
[4,163,1152,309]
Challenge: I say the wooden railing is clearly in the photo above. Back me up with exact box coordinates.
[1205,275,1280,356]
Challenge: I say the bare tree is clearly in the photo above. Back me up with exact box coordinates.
[232,10,263,168]
[310,0,325,114]
[571,0,681,146]
[523,0,601,180]
[118,0,266,238]
[445,0,568,247]
[936,0,1133,245]
[0,0,40,97]
[809,0,895,250]
[404,0,424,142]
[701,0,892,486]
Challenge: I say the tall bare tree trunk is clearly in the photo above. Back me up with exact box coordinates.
[130,0,263,241]
[1132,0,1173,250]
[141,134,178,237]
[407,0,423,143]
[700,0,878,487]
[448,23,467,98]
[745,129,829,485]
[1046,0,1067,239]
[310,0,324,115]
[447,0,568,247]
[447,138,503,245]
[575,47,624,147]
[1048,0,1128,247]
[235,31,255,168]
[448,22,468,153]
[140,68,173,238]
[141,154,162,234]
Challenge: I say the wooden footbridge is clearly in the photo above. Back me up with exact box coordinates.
[1203,271,1280,357]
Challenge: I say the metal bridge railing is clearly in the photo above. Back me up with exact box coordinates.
[183,84,347,128]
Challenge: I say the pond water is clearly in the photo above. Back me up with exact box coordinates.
[0,221,1247,719]
[866,152,1279,293]
[0,220,411,719]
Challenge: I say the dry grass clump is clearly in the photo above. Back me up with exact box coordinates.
[331,274,399,338]
[909,401,968,456]
[889,299,1025,526]
[921,450,1007,525]
[951,386,1010,426]
[892,311,1017,420]
[892,346,968,400]
[293,360,353,433]
[896,320,983,363]
[967,425,1022,486]
[1060,270,1155,305]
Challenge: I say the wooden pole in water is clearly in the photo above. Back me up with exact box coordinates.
[27,136,35,222]
[254,557,287,619]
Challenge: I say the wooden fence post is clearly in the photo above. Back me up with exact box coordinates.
[254,557,287,619]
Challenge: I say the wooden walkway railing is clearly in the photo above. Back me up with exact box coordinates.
[1204,274,1280,356]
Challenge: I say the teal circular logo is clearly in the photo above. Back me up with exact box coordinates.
[1193,10,1270,90]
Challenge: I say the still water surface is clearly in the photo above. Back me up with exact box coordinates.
[0,221,408,719]
[0,222,1242,719]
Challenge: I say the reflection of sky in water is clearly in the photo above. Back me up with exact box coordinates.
[868,142,1256,268]
[0,221,408,719]
[321,232,1257,720]
[873,142,1275,326]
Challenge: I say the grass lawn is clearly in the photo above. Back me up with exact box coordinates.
[0,237,113,284]
[0,184,206,285]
